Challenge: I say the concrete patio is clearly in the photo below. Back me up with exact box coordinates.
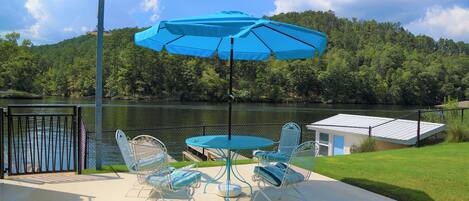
[0,164,394,201]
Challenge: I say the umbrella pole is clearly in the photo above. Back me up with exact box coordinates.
[95,0,105,170]
[228,37,234,140]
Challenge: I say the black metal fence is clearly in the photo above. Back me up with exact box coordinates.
[84,122,392,167]
[84,123,318,167]
[0,108,4,179]
[418,108,467,146]
[2,105,463,173]
[0,105,85,178]
[83,108,464,166]
[366,108,466,147]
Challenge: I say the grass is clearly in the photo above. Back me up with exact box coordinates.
[314,142,469,201]
[82,144,469,200]
[82,159,256,174]
[351,137,376,153]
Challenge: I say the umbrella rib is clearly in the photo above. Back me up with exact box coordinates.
[252,31,273,53]
[260,25,317,49]
[215,37,223,52]
[163,35,185,47]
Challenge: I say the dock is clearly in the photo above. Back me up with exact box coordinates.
[182,145,248,161]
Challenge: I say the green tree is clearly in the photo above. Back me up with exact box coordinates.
[0,10,465,105]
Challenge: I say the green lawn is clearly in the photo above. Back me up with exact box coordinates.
[314,142,469,201]
[82,144,468,201]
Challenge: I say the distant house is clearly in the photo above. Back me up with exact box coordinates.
[307,114,446,156]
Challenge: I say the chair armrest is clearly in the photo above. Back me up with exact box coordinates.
[179,163,197,170]
[155,166,176,175]
[272,141,280,151]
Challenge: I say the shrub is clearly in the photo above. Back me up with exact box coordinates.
[351,137,376,153]
[446,118,469,142]
[439,97,469,142]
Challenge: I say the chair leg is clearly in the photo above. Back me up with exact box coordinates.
[255,181,274,201]
[291,185,306,200]
[137,185,145,198]
[259,189,273,201]
[277,187,287,200]
[144,188,156,201]
[187,186,196,201]
[159,189,166,201]
[252,191,259,201]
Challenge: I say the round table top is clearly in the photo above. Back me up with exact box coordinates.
[185,135,274,150]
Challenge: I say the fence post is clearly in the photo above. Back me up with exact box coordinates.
[461,108,464,123]
[0,108,4,179]
[202,125,206,157]
[416,110,421,148]
[368,126,372,137]
[77,106,82,174]
[299,124,303,143]
[84,131,88,169]
[7,107,12,176]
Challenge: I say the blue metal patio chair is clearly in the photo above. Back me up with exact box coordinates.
[131,135,201,200]
[116,130,178,173]
[254,122,301,165]
[115,129,137,172]
[252,141,319,201]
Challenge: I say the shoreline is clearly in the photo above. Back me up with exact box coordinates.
[4,94,437,107]
[0,90,42,99]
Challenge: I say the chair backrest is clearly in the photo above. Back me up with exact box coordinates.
[282,141,319,187]
[115,130,135,172]
[131,135,169,185]
[278,122,301,155]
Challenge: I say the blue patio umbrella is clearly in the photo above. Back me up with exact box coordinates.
[135,11,327,140]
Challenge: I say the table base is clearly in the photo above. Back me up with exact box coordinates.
[203,149,253,199]
[217,183,242,197]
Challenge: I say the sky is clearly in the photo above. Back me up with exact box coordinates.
[1,0,469,44]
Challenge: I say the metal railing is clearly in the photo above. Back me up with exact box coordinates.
[0,105,85,177]
[417,108,466,146]
[2,105,465,176]
[368,108,467,147]
[83,122,319,167]
[1,108,4,179]
[50,108,469,169]
[84,122,381,166]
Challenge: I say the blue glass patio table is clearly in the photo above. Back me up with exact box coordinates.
[186,135,273,198]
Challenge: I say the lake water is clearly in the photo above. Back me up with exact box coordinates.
[0,97,419,166]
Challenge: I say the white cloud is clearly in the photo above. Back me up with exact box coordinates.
[24,0,48,39]
[406,6,469,42]
[80,26,92,32]
[270,0,469,42]
[5,0,162,44]
[141,0,160,21]
[271,0,354,15]
[18,0,96,44]
[142,0,158,12]
[63,27,73,32]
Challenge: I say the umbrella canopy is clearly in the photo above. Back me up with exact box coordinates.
[135,11,327,140]
[135,11,327,61]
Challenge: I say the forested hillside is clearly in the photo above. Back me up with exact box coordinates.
[1,11,468,105]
